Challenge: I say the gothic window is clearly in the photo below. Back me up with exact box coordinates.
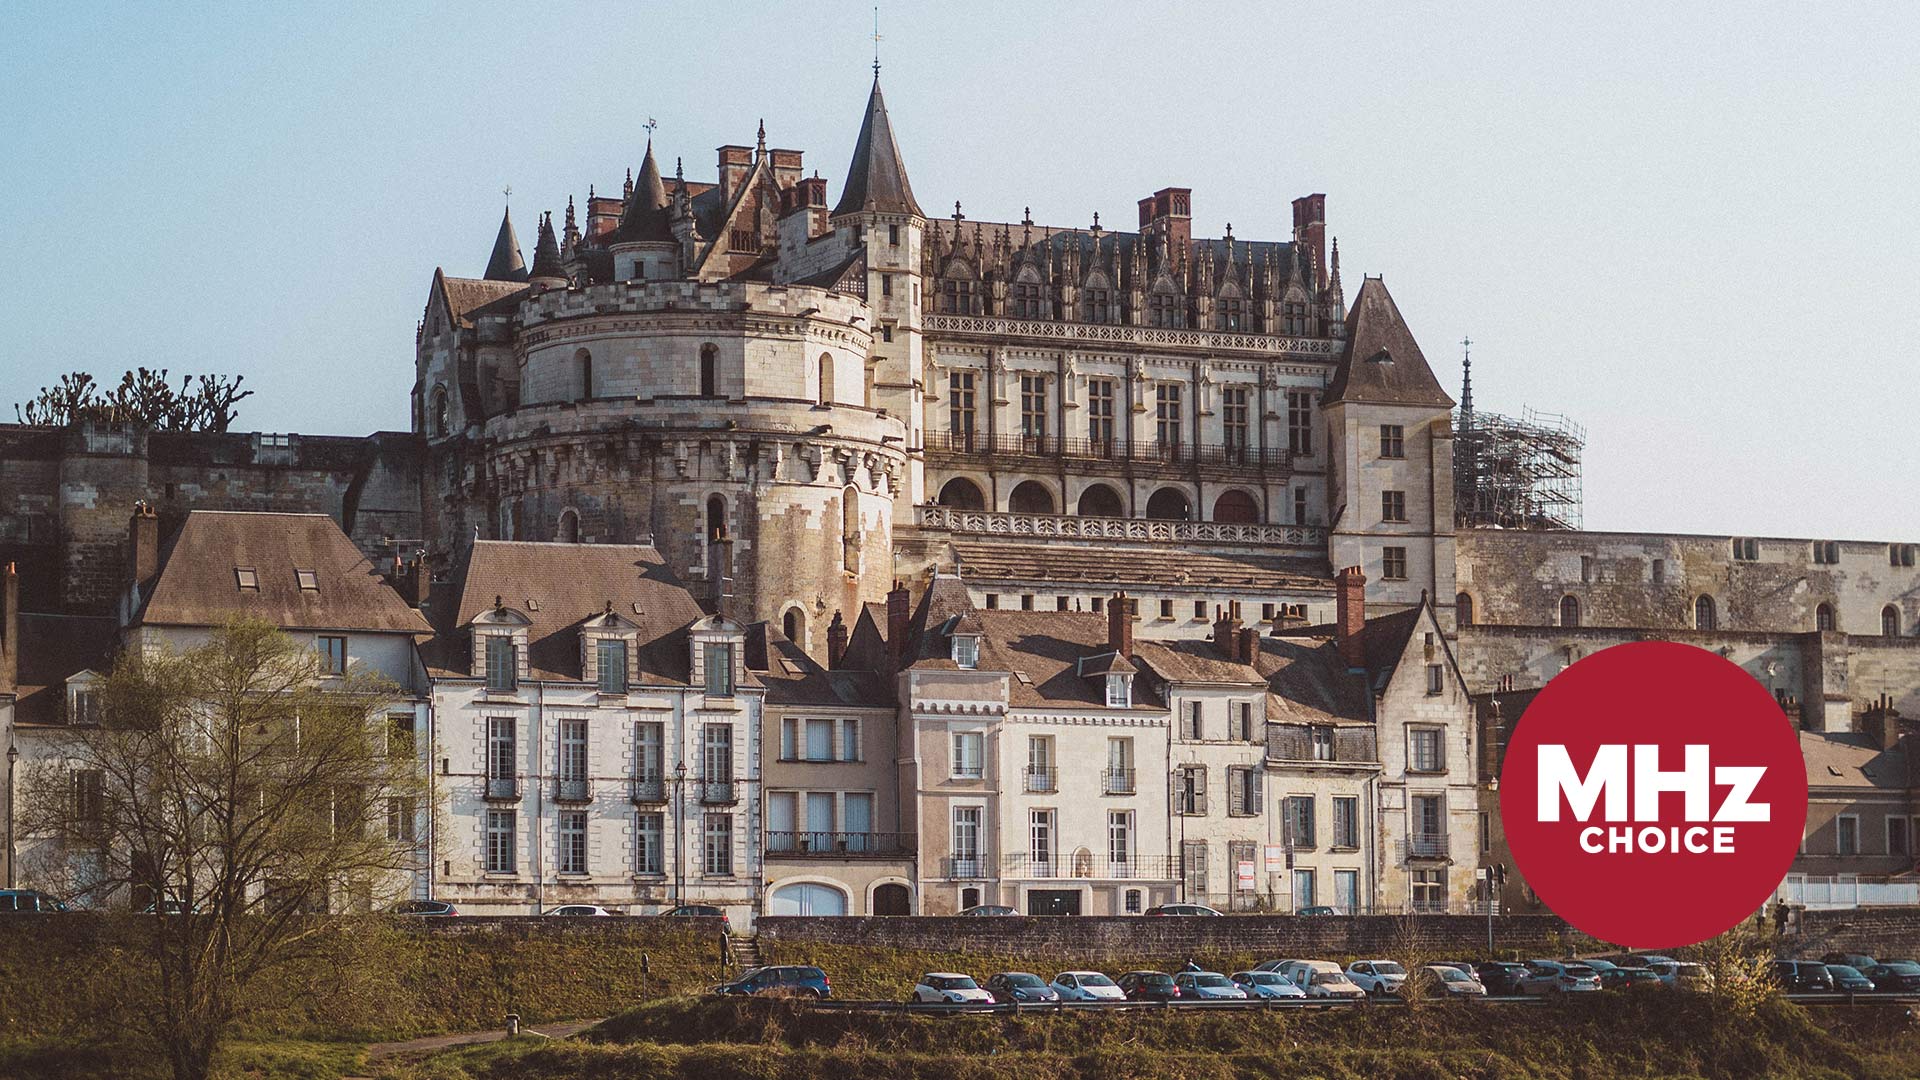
[1012,268,1046,319]
[1287,390,1313,455]
[575,349,593,400]
[817,353,834,405]
[1081,273,1113,324]
[1087,378,1115,453]
[1560,594,1582,628]
[947,370,976,451]
[938,264,978,314]
[782,607,804,646]
[1884,605,1901,637]
[1456,592,1474,626]
[1695,594,1718,631]
[1284,300,1309,336]
[1215,285,1245,331]
[431,387,450,438]
[842,486,862,573]
[1816,603,1837,632]
[557,509,579,544]
[700,344,718,397]
[1148,287,1182,328]
[706,495,727,543]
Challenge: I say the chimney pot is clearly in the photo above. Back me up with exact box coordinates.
[1238,627,1260,667]
[886,581,910,671]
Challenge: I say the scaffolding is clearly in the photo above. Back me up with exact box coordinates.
[1455,405,1585,531]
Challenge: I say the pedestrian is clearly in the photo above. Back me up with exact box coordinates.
[718,929,734,972]
[1772,899,1790,936]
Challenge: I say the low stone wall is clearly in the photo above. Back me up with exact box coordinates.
[1792,907,1920,960]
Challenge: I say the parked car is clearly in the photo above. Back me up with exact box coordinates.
[958,904,1019,916]
[0,890,70,913]
[1773,960,1836,992]
[1474,961,1530,995]
[1647,961,1714,990]
[1276,960,1344,991]
[1826,964,1876,992]
[913,972,994,1004]
[1301,969,1367,1000]
[1345,960,1408,995]
[1174,971,1249,1000]
[1253,958,1307,974]
[1050,970,1126,1002]
[1862,960,1920,993]
[1116,970,1181,1002]
[1296,905,1337,916]
[984,972,1060,1003]
[1408,964,1487,998]
[1519,960,1602,994]
[1613,966,1666,990]
[1143,903,1222,916]
[387,899,458,917]
[548,904,616,917]
[714,965,831,998]
[1579,958,1632,990]
[1823,952,1878,971]
[1232,970,1307,999]
[660,904,730,932]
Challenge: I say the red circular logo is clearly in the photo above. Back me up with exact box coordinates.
[1499,641,1807,948]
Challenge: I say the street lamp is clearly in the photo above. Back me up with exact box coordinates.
[6,741,19,890]
[671,761,688,906]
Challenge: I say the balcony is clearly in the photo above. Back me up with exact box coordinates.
[1024,767,1057,794]
[699,780,737,805]
[482,777,519,801]
[924,430,1292,473]
[941,855,990,879]
[554,778,592,803]
[1002,853,1180,881]
[1101,769,1136,795]
[1403,832,1449,860]
[766,831,912,857]
[916,505,1325,549]
[629,777,667,804]
[922,312,1339,358]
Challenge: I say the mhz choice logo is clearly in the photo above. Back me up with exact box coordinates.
[1499,642,1807,948]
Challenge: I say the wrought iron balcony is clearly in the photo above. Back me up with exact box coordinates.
[629,777,667,804]
[1101,769,1136,795]
[554,778,591,803]
[482,776,519,801]
[765,831,911,856]
[1001,853,1180,880]
[699,780,737,805]
[941,855,990,879]
[1024,767,1057,794]
[1403,832,1449,859]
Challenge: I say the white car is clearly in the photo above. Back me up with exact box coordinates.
[1277,959,1344,990]
[1232,970,1307,999]
[1301,969,1367,1000]
[913,972,994,1004]
[1050,970,1126,1002]
[547,904,616,916]
[1346,960,1407,995]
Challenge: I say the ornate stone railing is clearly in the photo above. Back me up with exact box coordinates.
[924,314,1339,357]
[916,505,1326,548]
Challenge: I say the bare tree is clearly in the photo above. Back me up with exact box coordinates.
[17,620,425,1080]
[15,368,251,431]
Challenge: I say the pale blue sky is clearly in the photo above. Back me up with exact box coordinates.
[2,2,1915,538]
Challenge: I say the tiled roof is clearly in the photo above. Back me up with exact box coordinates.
[12,613,117,725]
[1801,732,1912,791]
[971,609,1163,710]
[750,626,894,709]
[950,540,1333,591]
[1324,276,1455,409]
[438,272,529,328]
[1131,638,1264,685]
[137,512,429,634]
[1254,635,1373,724]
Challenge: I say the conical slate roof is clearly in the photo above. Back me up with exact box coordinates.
[832,78,922,218]
[484,206,529,282]
[529,211,565,282]
[1324,277,1454,409]
[610,139,674,243]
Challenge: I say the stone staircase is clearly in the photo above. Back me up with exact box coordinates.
[733,935,763,969]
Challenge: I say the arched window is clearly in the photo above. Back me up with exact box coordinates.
[1081,271,1113,324]
[1078,484,1124,518]
[842,486,861,573]
[1455,592,1475,627]
[1145,487,1191,521]
[1148,282,1182,328]
[1816,603,1837,632]
[1008,480,1055,515]
[1011,266,1046,320]
[431,387,450,438]
[937,477,985,510]
[1212,489,1260,524]
[575,348,593,400]
[1559,595,1581,628]
[699,344,718,397]
[1215,282,1245,331]
[705,495,727,542]
[817,353,834,406]
[872,882,911,916]
[782,607,805,646]
[1884,605,1901,638]
[556,508,579,544]
[1694,595,1717,631]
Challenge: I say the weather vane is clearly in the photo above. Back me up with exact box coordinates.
[872,6,882,77]
[645,117,658,138]
[502,184,512,203]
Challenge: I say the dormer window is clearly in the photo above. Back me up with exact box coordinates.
[1105,673,1132,708]
[597,638,629,694]
[705,642,735,697]
[235,568,259,591]
[952,635,980,669]
[485,635,517,692]
[295,569,319,592]
[69,683,101,725]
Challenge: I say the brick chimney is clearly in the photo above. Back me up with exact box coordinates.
[1238,627,1261,667]
[1212,605,1243,661]
[129,501,160,598]
[393,557,427,608]
[826,610,848,670]
[1335,565,1367,669]
[886,581,910,671]
[717,145,753,207]
[1292,194,1328,290]
[0,562,18,696]
[1108,591,1134,660]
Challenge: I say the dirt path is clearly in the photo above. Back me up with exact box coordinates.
[342,1017,604,1077]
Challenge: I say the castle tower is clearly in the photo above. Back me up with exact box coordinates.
[484,205,529,282]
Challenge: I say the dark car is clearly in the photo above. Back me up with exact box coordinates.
[1474,961,1530,995]
[0,890,70,913]
[1615,966,1666,990]
[661,904,731,933]
[1862,960,1920,993]
[1827,964,1876,992]
[1580,958,1634,990]
[958,904,1019,916]
[984,971,1059,1003]
[1116,970,1182,1001]
[1143,903,1222,916]
[714,965,831,998]
[1773,960,1835,992]
[388,899,458,917]
[1823,952,1878,971]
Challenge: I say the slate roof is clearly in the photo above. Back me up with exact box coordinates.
[971,610,1163,711]
[484,206,530,282]
[1802,732,1912,791]
[749,625,894,708]
[11,613,117,725]
[1324,276,1454,408]
[424,540,723,686]
[606,140,675,245]
[1254,635,1374,724]
[136,512,430,634]
[437,271,529,328]
[951,539,1334,591]
[833,78,923,218]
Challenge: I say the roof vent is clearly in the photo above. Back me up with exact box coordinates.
[1368,349,1394,364]
[295,569,318,592]
[235,568,259,591]
[525,599,540,611]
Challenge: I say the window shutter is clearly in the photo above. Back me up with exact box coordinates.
[1251,768,1264,804]
[1195,767,1208,796]
[1228,768,1245,817]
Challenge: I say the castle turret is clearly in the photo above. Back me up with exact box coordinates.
[833,77,923,218]
[528,211,567,288]
[483,205,529,282]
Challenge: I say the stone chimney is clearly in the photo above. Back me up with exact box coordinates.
[1212,605,1244,661]
[0,562,17,696]
[393,557,427,608]
[1108,591,1134,660]
[826,610,848,670]
[886,581,910,671]
[1336,565,1367,670]
[129,502,161,598]
[1238,627,1260,667]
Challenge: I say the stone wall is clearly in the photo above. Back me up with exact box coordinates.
[1791,907,1920,961]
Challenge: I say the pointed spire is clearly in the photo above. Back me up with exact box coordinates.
[561,195,581,256]
[530,211,566,284]
[612,140,673,243]
[756,118,767,155]
[1324,277,1455,409]
[484,204,529,282]
[832,77,924,218]
[1459,336,1475,428]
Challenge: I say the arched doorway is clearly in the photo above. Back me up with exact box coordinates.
[1559,595,1581,628]
[872,883,911,916]
[769,882,848,916]
[937,478,985,510]
[1078,484,1124,518]
[1008,480,1056,515]
[1146,487,1191,521]
[1212,490,1259,524]
[557,509,579,544]
[782,607,805,648]
[1695,595,1717,631]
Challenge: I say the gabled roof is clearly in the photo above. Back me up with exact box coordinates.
[1324,276,1454,408]
[1131,638,1265,686]
[1801,732,1913,791]
[970,610,1162,710]
[12,613,117,726]
[900,575,984,667]
[749,625,895,709]
[484,206,530,282]
[832,78,923,218]
[431,269,528,329]
[1254,635,1373,724]
[136,512,429,634]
